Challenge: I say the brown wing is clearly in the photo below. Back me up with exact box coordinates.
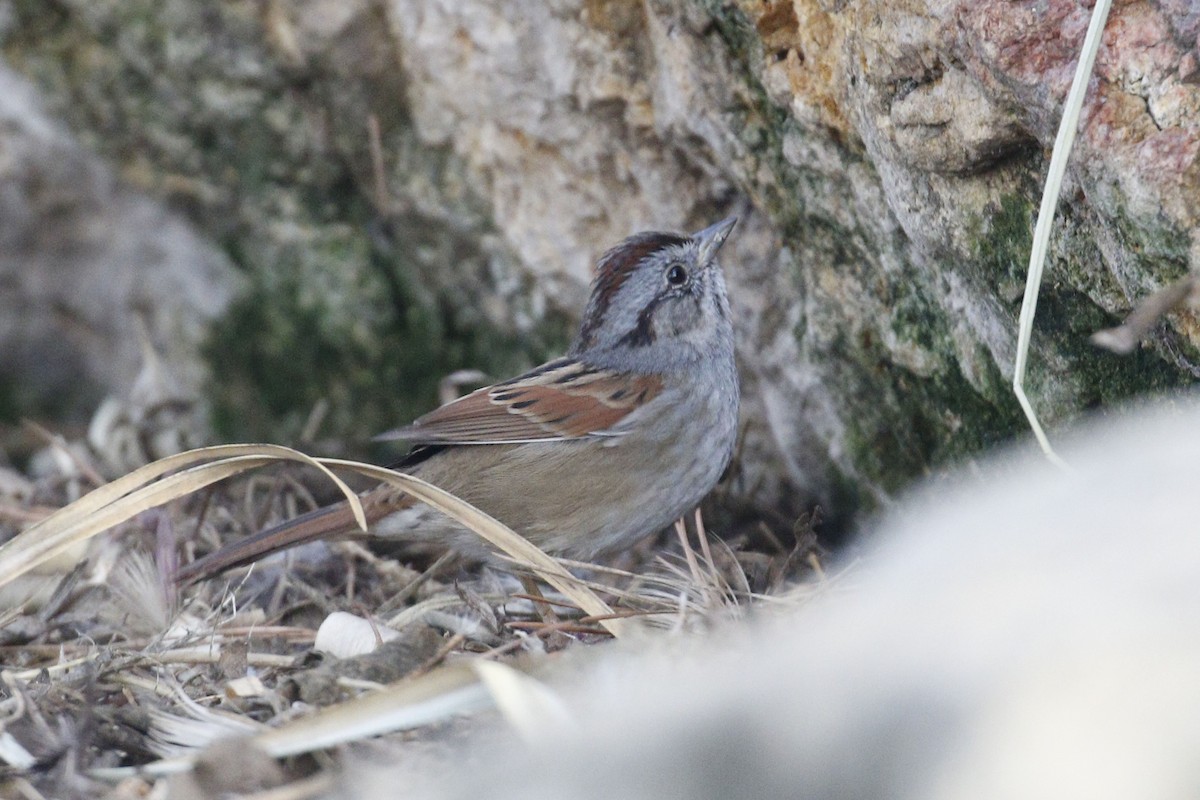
[379,358,664,445]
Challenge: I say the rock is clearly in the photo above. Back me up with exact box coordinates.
[2,0,1199,524]
[286,625,446,706]
[170,737,285,800]
[0,64,239,426]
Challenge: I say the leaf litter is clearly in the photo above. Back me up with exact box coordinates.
[0,384,828,799]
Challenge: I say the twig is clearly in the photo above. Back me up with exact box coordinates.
[506,620,614,637]
[22,420,105,487]
[152,648,297,668]
[510,593,584,611]
[367,113,389,212]
[0,503,57,524]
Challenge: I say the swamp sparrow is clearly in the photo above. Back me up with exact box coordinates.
[177,217,739,583]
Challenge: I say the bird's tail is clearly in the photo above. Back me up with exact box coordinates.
[175,497,389,585]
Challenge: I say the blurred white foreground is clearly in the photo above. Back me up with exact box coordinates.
[348,393,1200,800]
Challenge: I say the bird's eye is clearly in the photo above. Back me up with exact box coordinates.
[665,263,689,286]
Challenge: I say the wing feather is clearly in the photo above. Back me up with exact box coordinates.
[379,360,662,445]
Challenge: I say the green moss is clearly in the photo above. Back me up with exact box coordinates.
[889,291,942,353]
[204,212,570,452]
[965,193,1193,419]
[836,333,1026,498]
[974,193,1035,289]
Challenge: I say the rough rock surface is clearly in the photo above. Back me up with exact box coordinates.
[2,0,1198,525]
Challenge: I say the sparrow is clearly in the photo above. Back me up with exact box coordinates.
[177,217,739,583]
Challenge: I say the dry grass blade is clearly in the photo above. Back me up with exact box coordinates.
[322,459,640,639]
[4,652,100,681]
[0,731,35,770]
[1,443,633,640]
[255,662,488,757]
[1011,0,1111,468]
[0,444,366,590]
[674,518,706,592]
[472,660,572,742]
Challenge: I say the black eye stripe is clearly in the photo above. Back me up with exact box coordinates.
[617,293,666,348]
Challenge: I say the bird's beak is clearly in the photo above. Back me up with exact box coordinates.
[692,216,738,265]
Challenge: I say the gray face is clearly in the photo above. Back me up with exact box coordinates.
[571,219,736,370]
